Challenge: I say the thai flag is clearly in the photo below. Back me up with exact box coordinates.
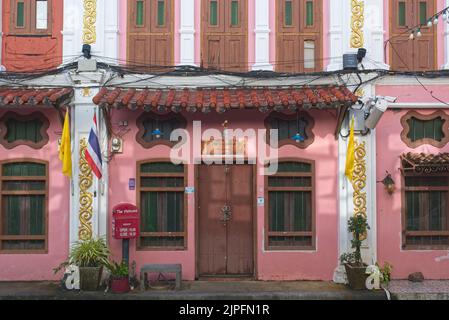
[85,114,103,179]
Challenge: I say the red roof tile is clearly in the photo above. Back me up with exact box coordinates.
[92,86,358,113]
[402,152,449,174]
[0,88,73,107]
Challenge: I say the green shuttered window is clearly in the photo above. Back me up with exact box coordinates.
[419,1,427,25]
[285,1,293,26]
[136,0,144,26]
[0,112,49,149]
[157,0,165,26]
[306,1,314,26]
[138,162,186,249]
[16,1,25,27]
[407,117,444,142]
[6,118,43,144]
[404,176,449,248]
[0,162,47,253]
[231,1,239,26]
[267,161,314,250]
[210,0,218,26]
[398,2,406,26]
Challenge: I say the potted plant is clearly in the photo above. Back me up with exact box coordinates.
[54,238,110,291]
[107,261,130,294]
[340,215,370,290]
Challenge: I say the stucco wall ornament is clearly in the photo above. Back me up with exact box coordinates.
[79,138,94,240]
[350,0,364,48]
[352,140,367,240]
[83,0,97,44]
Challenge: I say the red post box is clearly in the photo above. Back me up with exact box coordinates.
[112,203,140,240]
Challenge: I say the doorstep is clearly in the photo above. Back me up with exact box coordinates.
[0,281,387,300]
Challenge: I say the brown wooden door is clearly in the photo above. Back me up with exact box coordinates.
[390,0,436,71]
[276,0,322,73]
[201,0,248,72]
[128,0,173,66]
[198,165,254,276]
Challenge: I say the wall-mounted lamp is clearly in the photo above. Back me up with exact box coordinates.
[381,172,395,195]
[111,137,123,153]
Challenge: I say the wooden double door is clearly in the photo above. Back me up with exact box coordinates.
[197,165,254,277]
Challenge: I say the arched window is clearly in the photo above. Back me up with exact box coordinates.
[265,111,315,148]
[136,112,186,148]
[0,112,50,149]
[137,160,186,250]
[265,160,315,250]
[0,160,48,253]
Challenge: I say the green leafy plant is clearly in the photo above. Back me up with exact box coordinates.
[340,215,370,267]
[54,238,110,274]
[376,262,393,285]
[107,261,129,278]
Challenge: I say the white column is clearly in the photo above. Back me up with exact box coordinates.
[252,0,273,71]
[62,0,119,64]
[444,0,449,69]
[179,0,196,65]
[327,0,352,71]
[364,0,389,69]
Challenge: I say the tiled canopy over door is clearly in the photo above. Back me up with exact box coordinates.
[276,0,322,73]
[128,0,173,66]
[390,0,436,71]
[201,0,248,72]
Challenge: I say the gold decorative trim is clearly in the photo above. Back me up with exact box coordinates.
[83,0,97,45]
[350,0,364,48]
[352,139,367,239]
[78,138,94,240]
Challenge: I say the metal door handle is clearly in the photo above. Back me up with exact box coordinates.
[220,205,232,224]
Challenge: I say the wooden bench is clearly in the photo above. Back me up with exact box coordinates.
[140,264,182,291]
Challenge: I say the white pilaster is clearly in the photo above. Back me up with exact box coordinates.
[444,0,449,69]
[364,0,389,69]
[179,0,196,65]
[62,0,119,64]
[252,0,273,71]
[327,0,353,71]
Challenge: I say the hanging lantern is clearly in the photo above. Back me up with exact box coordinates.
[292,133,305,143]
[433,16,439,25]
[427,19,433,27]
[409,32,415,40]
[381,172,396,195]
[152,128,162,139]
[416,29,422,37]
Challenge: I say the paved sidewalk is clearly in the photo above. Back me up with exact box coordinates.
[387,280,449,300]
[0,281,388,300]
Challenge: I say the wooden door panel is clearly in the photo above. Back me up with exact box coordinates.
[225,36,246,71]
[128,0,150,33]
[415,37,435,70]
[301,0,321,33]
[128,36,150,65]
[198,165,227,275]
[225,0,247,33]
[151,36,172,65]
[204,36,223,69]
[149,0,172,33]
[226,165,253,275]
[276,35,300,73]
[390,38,413,71]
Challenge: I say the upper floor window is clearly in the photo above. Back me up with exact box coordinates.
[390,0,436,71]
[401,111,449,148]
[265,160,315,250]
[136,112,186,149]
[0,160,48,253]
[137,161,186,250]
[10,0,52,35]
[128,0,173,67]
[201,0,248,72]
[0,112,50,150]
[276,0,322,72]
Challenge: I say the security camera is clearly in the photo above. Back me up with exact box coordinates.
[383,96,397,103]
[365,99,388,130]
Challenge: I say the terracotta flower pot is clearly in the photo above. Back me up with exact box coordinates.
[344,264,368,290]
[79,266,103,291]
[110,276,130,294]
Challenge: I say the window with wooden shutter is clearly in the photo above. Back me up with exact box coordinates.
[0,161,48,253]
[401,111,449,148]
[201,0,248,72]
[390,0,436,71]
[128,0,173,68]
[10,0,52,35]
[0,112,50,150]
[403,174,449,249]
[265,160,315,250]
[137,161,186,250]
[276,0,322,73]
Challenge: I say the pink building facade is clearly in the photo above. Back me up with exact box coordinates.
[0,0,449,284]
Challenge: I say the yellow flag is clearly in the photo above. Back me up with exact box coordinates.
[59,111,72,178]
[345,116,355,182]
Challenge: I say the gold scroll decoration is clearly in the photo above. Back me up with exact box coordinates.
[83,0,97,44]
[78,138,94,240]
[350,0,364,48]
[352,139,367,240]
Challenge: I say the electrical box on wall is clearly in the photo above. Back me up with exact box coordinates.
[349,109,366,132]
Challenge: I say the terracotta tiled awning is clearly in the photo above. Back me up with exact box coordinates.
[401,152,449,174]
[92,86,358,113]
[0,88,73,107]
